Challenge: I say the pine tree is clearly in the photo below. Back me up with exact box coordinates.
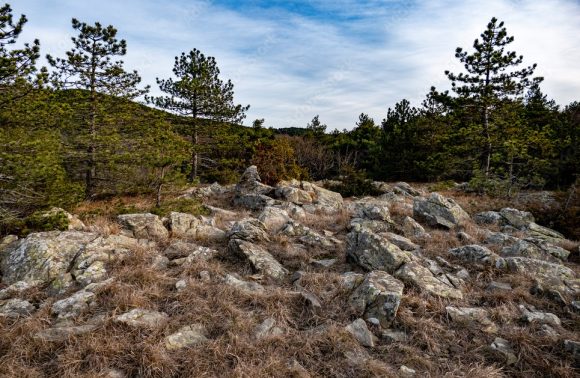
[306,115,327,137]
[149,49,249,182]
[445,17,541,177]
[47,18,148,197]
[0,3,40,107]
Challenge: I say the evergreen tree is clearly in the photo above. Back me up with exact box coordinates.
[47,18,148,197]
[0,3,40,107]
[444,17,541,177]
[149,49,249,182]
[306,115,327,137]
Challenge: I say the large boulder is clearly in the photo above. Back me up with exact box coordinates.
[0,231,138,291]
[448,245,505,268]
[395,261,463,299]
[349,198,392,222]
[228,239,288,280]
[503,257,578,298]
[413,193,470,229]
[350,271,404,328]
[227,218,270,242]
[400,216,427,238]
[501,239,569,263]
[347,227,414,273]
[274,185,314,205]
[0,298,35,318]
[0,231,98,289]
[499,208,535,229]
[167,212,200,238]
[117,213,168,240]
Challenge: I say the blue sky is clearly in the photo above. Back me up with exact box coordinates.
[13,0,580,130]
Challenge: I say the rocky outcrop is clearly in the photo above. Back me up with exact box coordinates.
[350,271,404,328]
[347,227,414,273]
[227,218,270,242]
[118,213,168,240]
[413,193,470,229]
[395,261,463,299]
[448,245,505,268]
[233,166,275,210]
[228,239,287,280]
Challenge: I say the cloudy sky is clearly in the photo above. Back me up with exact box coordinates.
[13,0,580,130]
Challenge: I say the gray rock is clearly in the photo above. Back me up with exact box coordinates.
[499,208,535,229]
[175,279,187,291]
[254,317,284,340]
[474,211,502,226]
[400,216,426,238]
[395,261,463,299]
[491,337,518,365]
[151,255,169,270]
[349,198,392,222]
[223,274,265,293]
[564,340,580,360]
[117,213,168,240]
[165,324,208,349]
[381,232,419,251]
[34,317,103,342]
[381,329,407,343]
[487,281,512,291]
[227,218,270,242]
[114,308,169,329]
[0,231,99,290]
[399,365,417,377]
[258,206,291,233]
[311,259,337,269]
[0,298,34,318]
[483,231,519,247]
[345,318,377,347]
[503,257,576,296]
[51,290,95,320]
[456,231,476,244]
[347,227,414,273]
[526,222,565,243]
[339,272,365,291]
[449,245,505,267]
[350,271,404,328]
[0,280,42,300]
[501,239,567,263]
[413,193,470,229]
[518,305,561,327]
[233,166,275,210]
[163,240,198,259]
[446,306,497,333]
[274,185,313,205]
[184,246,219,264]
[394,182,421,197]
[228,239,287,280]
[199,271,211,282]
[167,212,200,238]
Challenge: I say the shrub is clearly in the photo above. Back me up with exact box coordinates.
[327,166,381,197]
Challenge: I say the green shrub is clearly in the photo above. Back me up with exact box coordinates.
[327,166,382,197]
[150,198,210,217]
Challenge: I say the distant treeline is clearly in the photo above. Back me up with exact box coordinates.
[1,4,578,230]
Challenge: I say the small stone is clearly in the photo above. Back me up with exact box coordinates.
[564,340,580,360]
[199,271,211,282]
[114,309,168,329]
[51,290,95,320]
[151,255,169,270]
[487,281,512,291]
[223,274,265,293]
[491,337,518,365]
[0,298,34,318]
[381,329,407,343]
[311,259,337,269]
[254,317,283,340]
[519,305,561,327]
[175,279,187,291]
[345,318,377,347]
[399,365,416,376]
[165,324,208,350]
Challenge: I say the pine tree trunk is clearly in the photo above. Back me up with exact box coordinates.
[86,86,97,198]
[190,124,198,182]
[484,105,492,177]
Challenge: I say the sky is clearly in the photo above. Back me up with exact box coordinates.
[13,0,580,130]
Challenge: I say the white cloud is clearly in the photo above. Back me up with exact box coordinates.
[13,0,580,130]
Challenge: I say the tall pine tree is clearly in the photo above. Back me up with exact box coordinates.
[47,18,148,197]
[444,17,541,177]
[149,49,249,182]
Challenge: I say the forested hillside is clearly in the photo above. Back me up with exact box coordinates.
[1,4,578,235]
